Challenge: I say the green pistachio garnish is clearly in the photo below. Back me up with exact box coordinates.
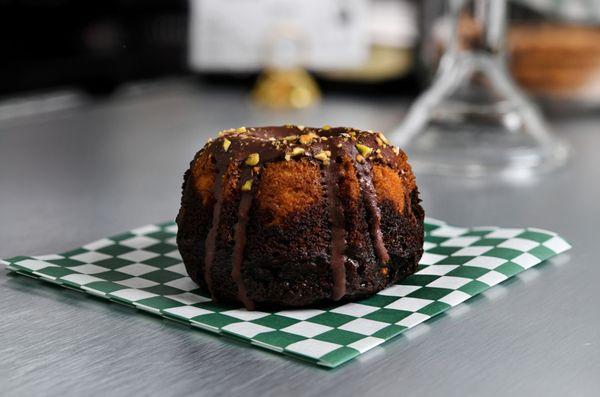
[314,151,331,163]
[356,144,373,157]
[377,132,389,144]
[245,153,260,166]
[290,147,305,157]
[223,138,231,152]
[241,179,253,191]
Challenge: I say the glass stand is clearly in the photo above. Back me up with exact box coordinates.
[392,0,568,178]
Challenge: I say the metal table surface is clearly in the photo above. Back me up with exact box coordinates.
[0,80,598,396]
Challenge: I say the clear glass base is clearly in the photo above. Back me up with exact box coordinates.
[396,99,569,178]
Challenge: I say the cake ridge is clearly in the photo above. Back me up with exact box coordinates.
[203,161,225,297]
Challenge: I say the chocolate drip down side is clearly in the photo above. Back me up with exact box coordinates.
[355,159,390,265]
[326,140,347,300]
[231,168,256,310]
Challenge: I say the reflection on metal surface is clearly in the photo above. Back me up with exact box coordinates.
[0,91,85,122]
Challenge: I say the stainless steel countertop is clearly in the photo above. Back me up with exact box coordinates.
[1,80,598,396]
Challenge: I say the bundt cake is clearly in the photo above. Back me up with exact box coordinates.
[176,125,424,309]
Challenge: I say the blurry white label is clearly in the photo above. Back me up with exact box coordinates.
[189,0,369,72]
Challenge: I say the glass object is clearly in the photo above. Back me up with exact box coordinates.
[393,0,568,178]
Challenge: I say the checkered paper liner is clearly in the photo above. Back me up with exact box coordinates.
[1,218,570,368]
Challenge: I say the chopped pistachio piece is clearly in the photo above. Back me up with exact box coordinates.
[223,138,231,152]
[377,132,389,144]
[289,147,305,157]
[314,151,330,162]
[245,153,260,166]
[236,126,247,133]
[241,179,253,191]
[283,135,299,142]
[322,124,331,130]
[356,144,373,157]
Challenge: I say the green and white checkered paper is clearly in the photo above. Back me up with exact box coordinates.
[1,218,570,368]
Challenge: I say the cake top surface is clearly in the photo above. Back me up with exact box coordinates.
[200,125,410,172]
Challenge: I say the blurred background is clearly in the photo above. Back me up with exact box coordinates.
[2,0,600,111]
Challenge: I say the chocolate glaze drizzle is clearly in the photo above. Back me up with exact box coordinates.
[231,168,256,310]
[355,160,390,265]
[196,125,410,308]
[326,140,347,300]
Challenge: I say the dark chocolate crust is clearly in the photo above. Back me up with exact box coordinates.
[176,126,424,309]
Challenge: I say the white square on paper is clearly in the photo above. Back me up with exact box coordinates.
[119,235,159,249]
[439,290,471,306]
[110,288,157,302]
[221,309,270,321]
[117,263,157,276]
[543,236,571,254]
[441,236,480,247]
[498,238,539,252]
[285,339,341,359]
[115,277,158,289]
[396,312,429,328]
[464,256,507,269]
[477,271,508,286]
[416,265,457,276]
[164,305,212,319]
[15,259,56,271]
[70,264,109,275]
[70,252,111,264]
[165,278,199,291]
[339,318,388,336]
[512,253,540,269]
[485,228,524,239]
[419,253,446,266]
[276,309,325,320]
[118,250,158,263]
[281,321,332,338]
[223,322,274,338]
[385,297,433,312]
[61,273,103,285]
[347,336,385,353]
[430,226,468,237]
[378,285,421,297]
[452,246,493,257]
[330,303,379,317]
[427,276,471,290]
[165,292,211,305]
